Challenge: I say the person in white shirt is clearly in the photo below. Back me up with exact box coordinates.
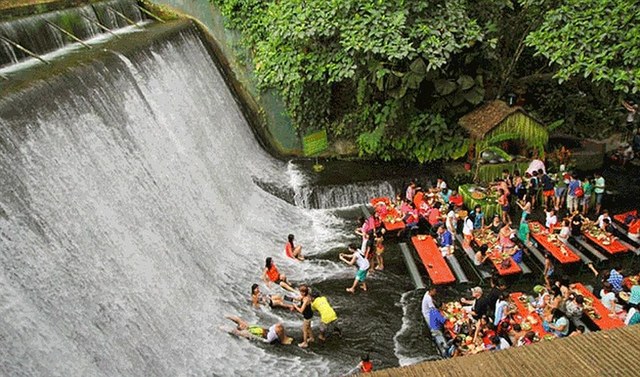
[558,219,571,241]
[462,211,474,247]
[597,210,611,229]
[545,208,558,229]
[340,244,371,293]
[421,287,437,322]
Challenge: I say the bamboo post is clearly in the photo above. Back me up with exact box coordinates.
[0,36,49,64]
[107,7,139,27]
[80,14,120,38]
[44,21,92,49]
[135,5,165,23]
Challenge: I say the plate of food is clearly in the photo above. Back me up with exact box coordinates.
[471,191,486,200]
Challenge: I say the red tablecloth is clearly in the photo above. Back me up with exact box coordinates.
[473,229,521,276]
[509,292,551,337]
[371,197,405,231]
[411,236,455,285]
[583,227,629,254]
[572,283,625,330]
[529,222,580,264]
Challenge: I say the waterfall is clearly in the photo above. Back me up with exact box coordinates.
[0,0,144,68]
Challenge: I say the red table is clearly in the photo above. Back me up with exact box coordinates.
[571,283,625,330]
[613,210,637,227]
[509,292,551,338]
[529,221,580,264]
[473,229,522,276]
[371,197,405,231]
[411,236,455,285]
[583,225,629,254]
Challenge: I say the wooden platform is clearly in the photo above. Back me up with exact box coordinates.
[368,325,640,376]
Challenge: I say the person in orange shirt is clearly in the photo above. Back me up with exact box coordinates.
[262,257,296,292]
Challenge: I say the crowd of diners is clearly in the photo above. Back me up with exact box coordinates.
[421,269,640,357]
[368,160,640,358]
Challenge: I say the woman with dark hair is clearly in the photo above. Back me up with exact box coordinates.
[262,257,296,292]
[294,285,315,348]
[285,234,304,261]
[251,284,295,310]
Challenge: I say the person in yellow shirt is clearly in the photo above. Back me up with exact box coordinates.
[310,291,341,341]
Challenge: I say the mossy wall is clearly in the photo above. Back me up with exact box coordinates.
[144,0,302,156]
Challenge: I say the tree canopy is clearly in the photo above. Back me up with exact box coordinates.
[526,0,640,94]
[213,0,640,160]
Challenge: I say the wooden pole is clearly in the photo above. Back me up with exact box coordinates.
[44,21,92,49]
[107,7,139,27]
[0,36,49,64]
[135,5,165,23]
[80,14,120,38]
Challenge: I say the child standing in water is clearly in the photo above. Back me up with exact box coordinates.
[374,229,385,271]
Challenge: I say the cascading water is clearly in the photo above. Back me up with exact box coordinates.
[287,162,397,209]
[0,20,358,377]
[0,0,144,67]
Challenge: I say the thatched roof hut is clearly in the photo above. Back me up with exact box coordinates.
[459,100,548,148]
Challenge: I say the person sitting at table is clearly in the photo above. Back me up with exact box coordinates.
[487,215,503,234]
[474,244,490,267]
[428,301,448,332]
[489,335,511,351]
[558,219,571,242]
[607,265,625,293]
[445,209,457,236]
[624,303,640,325]
[436,225,454,256]
[449,190,464,208]
[498,222,516,250]
[570,211,583,239]
[531,285,550,314]
[564,294,585,321]
[597,209,612,229]
[405,181,417,202]
[600,282,626,319]
[428,202,443,228]
[461,286,483,313]
[493,292,510,326]
[507,245,524,264]
[544,308,569,337]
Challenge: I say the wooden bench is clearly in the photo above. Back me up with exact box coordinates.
[571,237,608,262]
[519,240,546,265]
[560,240,594,265]
[455,234,492,280]
[517,261,532,275]
[399,243,426,289]
[445,254,470,284]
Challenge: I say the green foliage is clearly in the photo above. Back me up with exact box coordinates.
[526,0,640,94]
[214,0,483,161]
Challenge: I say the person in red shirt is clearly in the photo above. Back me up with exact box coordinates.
[428,202,442,227]
[449,190,464,208]
[359,354,373,373]
[285,234,304,261]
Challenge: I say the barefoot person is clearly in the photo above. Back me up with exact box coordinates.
[311,291,341,341]
[339,244,370,293]
[262,257,296,293]
[294,285,315,348]
[223,315,292,344]
[285,234,304,261]
[251,284,296,310]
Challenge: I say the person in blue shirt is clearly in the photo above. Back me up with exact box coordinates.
[428,302,448,332]
[436,225,454,256]
[473,205,484,230]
